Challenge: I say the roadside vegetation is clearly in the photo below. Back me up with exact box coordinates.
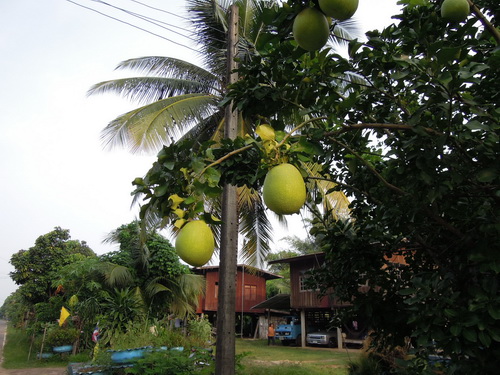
[1,325,359,375]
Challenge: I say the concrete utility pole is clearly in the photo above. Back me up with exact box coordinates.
[215,4,239,375]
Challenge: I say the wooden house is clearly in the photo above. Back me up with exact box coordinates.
[267,252,365,347]
[266,251,409,347]
[193,264,281,337]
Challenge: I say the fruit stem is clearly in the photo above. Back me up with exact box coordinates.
[468,0,500,45]
[198,144,254,176]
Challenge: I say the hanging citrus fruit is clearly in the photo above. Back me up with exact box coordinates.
[175,220,215,267]
[293,8,330,51]
[263,163,306,215]
[441,0,470,22]
[318,0,359,21]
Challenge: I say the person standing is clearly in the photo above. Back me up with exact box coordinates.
[267,323,275,345]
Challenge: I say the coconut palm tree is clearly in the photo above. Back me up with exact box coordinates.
[88,0,357,267]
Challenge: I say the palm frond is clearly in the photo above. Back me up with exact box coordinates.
[188,0,231,77]
[178,110,225,144]
[116,56,219,83]
[103,263,134,288]
[88,77,221,105]
[145,277,172,297]
[301,162,351,220]
[101,93,220,153]
[169,273,206,317]
[238,186,273,268]
[329,16,364,55]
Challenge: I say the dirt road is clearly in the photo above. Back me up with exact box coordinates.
[0,320,66,375]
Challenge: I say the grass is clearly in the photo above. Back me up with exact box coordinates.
[2,325,90,369]
[3,326,361,375]
[236,339,361,375]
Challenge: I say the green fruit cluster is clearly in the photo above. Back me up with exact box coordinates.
[292,0,359,51]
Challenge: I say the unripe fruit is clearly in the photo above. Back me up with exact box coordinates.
[293,8,330,51]
[263,163,306,215]
[441,0,470,22]
[319,0,359,21]
[175,220,215,267]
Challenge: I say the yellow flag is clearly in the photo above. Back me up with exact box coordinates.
[59,306,70,326]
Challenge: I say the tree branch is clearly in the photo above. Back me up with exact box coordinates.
[325,123,442,136]
[276,116,329,148]
[199,144,253,176]
[328,137,407,196]
[468,0,500,45]
[307,176,382,205]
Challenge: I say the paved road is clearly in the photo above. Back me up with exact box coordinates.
[0,320,66,375]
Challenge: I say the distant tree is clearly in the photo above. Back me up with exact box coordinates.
[9,227,95,306]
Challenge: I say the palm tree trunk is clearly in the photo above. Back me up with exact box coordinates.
[215,5,239,375]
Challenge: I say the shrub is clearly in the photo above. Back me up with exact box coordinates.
[45,326,79,347]
[124,350,214,375]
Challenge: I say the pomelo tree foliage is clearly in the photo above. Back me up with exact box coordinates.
[133,0,498,372]
[226,0,499,372]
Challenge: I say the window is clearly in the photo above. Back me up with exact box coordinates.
[244,284,257,300]
[299,275,309,292]
[299,274,319,292]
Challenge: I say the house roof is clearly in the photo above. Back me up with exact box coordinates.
[251,293,291,311]
[267,252,325,265]
[192,264,282,280]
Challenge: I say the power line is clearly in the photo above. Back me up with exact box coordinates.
[128,0,191,21]
[90,0,198,42]
[125,0,229,44]
[65,0,201,53]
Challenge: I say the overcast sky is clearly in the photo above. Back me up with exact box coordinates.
[0,0,400,306]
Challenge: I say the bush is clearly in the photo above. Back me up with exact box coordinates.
[124,350,214,375]
[188,317,214,347]
[45,326,79,348]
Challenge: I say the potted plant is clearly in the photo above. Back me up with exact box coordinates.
[46,327,78,353]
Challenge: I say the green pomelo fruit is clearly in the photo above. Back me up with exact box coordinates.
[319,0,359,21]
[263,163,306,215]
[441,0,470,22]
[175,220,214,267]
[293,8,330,51]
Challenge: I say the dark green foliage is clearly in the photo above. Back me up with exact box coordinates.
[45,326,79,348]
[8,227,95,312]
[125,350,214,375]
[221,0,500,373]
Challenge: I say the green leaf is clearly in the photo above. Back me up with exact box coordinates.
[488,305,500,320]
[478,331,492,347]
[205,167,221,187]
[450,325,461,336]
[463,328,477,343]
[399,288,415,296]
[465,121,490,131]
[154,185,168,197]
[444,309,458,318]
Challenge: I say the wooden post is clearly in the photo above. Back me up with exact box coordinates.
[300,309,306,347]
[215,4,239,375]
[39,326,47,360]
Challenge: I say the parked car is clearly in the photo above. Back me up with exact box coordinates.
[306,329,338,348]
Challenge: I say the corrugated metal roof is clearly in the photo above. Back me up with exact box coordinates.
[251,293,291,310]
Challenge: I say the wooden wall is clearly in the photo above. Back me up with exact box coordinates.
[196,268,267,314]
[290,258,331,309]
